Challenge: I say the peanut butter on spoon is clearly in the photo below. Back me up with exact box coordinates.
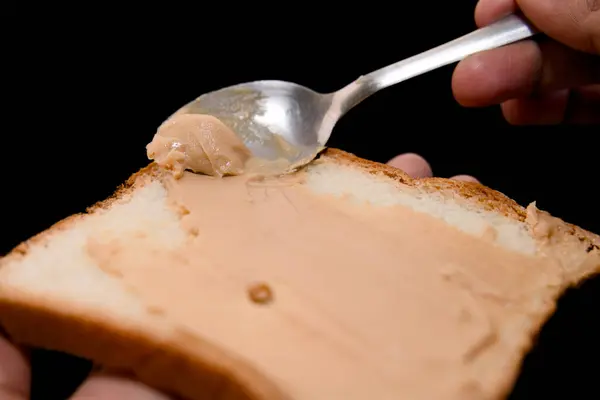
[147,114,251,178]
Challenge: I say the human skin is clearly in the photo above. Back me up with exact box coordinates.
[452,0,600,124]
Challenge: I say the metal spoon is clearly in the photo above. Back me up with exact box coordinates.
[172,14,536,166]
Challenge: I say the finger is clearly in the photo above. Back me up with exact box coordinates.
[0,336,30,400]
[453,39,600,107]
[516,0,600,55]
[501,89,569,125]
[501,85,600,124]
[475,0,517,27]
[387,153,433,178]
[451,175,480,183]
[71,374,173,400]
[475,0,600,55]
[566,84,600,123]
[453,41,539,107]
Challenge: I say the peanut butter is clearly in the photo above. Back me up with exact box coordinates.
[83,165,582,400]
[146,114,251,178]
[146,113,323,180]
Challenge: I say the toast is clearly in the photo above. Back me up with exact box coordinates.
[0,148,598,400]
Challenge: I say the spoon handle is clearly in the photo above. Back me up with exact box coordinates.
[337,14,537,114]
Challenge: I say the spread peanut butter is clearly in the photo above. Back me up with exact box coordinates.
[84,163,581,399]
[147,114,252,178]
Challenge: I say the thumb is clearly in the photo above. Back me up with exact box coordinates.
[516,0,600,54]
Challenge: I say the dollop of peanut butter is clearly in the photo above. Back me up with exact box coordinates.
[146,114,251,178]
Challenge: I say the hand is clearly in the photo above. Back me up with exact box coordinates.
[0,336,171,400]
[452,0,600,124]
[387,153,479,182]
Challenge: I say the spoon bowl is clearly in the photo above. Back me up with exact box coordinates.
[173,81,331,164]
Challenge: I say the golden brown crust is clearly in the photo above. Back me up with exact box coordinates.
[1,148,599,400]
[90,163,163,213]
[320,148,600,251]
[320,149,527,220]
[1,164,163,266]
[0,297,288,400]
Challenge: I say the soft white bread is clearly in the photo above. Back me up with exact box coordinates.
[0,149,598,400]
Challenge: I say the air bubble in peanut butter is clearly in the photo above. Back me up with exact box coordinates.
[247,282,274,305]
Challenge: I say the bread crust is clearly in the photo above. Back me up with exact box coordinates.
[0,297,287,400]
[320,149,600,249]
[0,148,598,400]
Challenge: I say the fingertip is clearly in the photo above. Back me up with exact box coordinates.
[501,90,569,125]
[452,50,510,107]
[0,336,30,399]
[72,374,173,400]
[451,175,480,183]
[452,56,487,107]
[453,42,542,107]
[387,153,433,178]
[566,85,600,124]
[501,99,524,125]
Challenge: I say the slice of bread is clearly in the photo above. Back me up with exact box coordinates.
[0,149,598,400]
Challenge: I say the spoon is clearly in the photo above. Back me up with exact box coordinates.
[172,14,537,166]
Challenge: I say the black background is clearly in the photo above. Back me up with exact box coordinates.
[3,2,599,399]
